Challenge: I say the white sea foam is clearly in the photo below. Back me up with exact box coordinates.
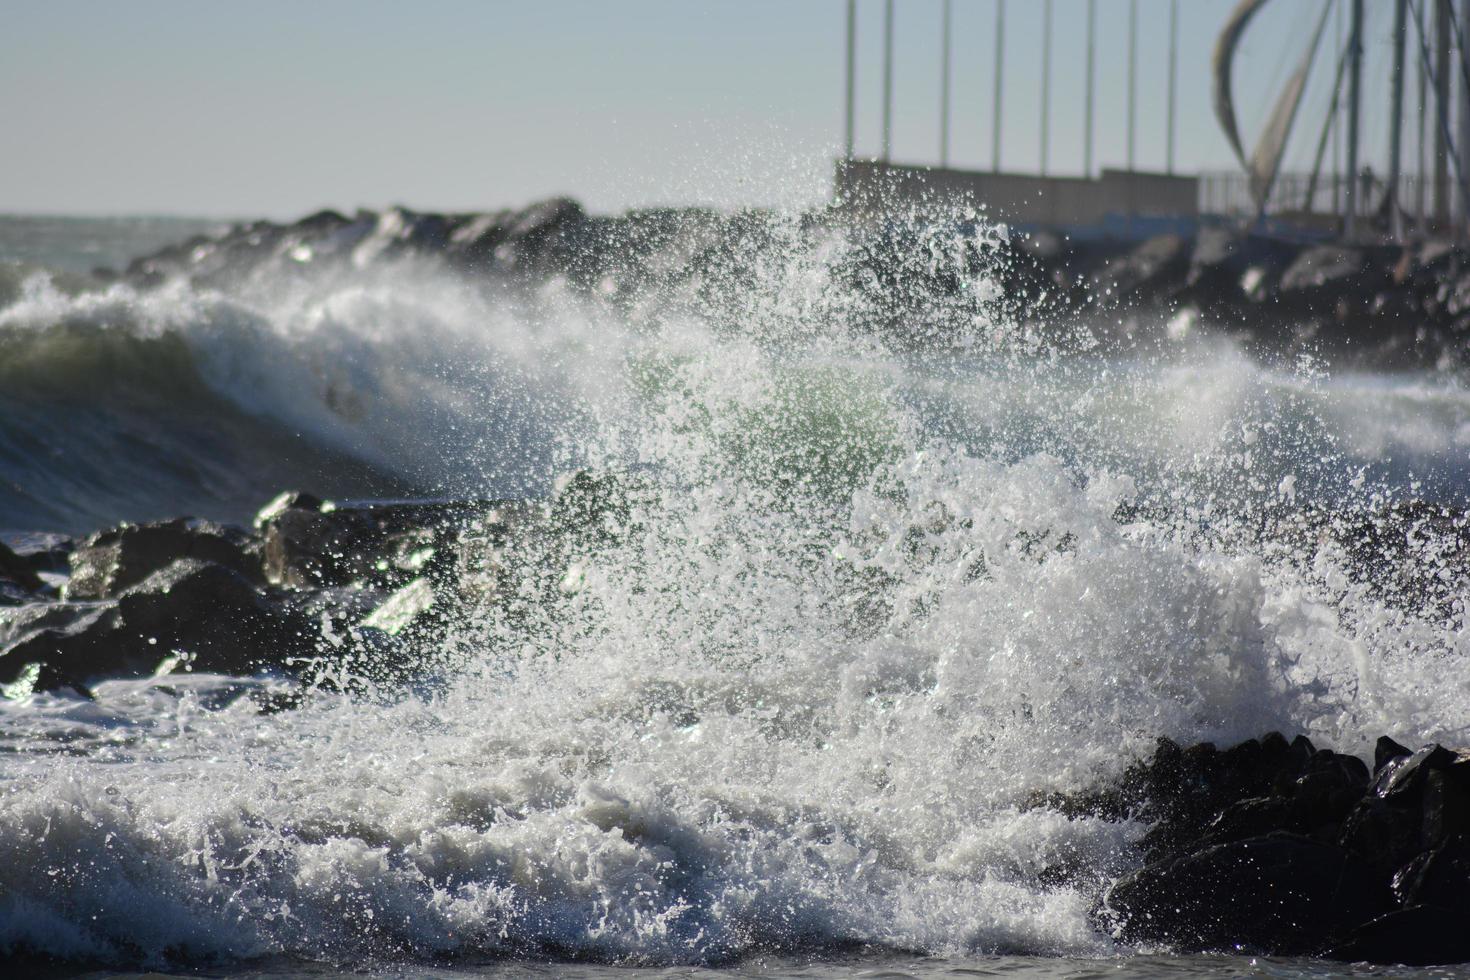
[0,211,1468,968]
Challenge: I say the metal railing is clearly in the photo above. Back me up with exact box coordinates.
[1198,169,1436,223]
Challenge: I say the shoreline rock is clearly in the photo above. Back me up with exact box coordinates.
[1,483,1467,963]
[90,201,1470,371]
[1060,732,1470,965]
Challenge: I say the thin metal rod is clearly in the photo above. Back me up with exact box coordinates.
[1041,0,1053,175]
[882,0,894,163]
[1085,0,1096,178]
[1409,0,1470,224]
[1127,0,1138,172]
[1167,0,1179,174]
[1345,0,1364,236]
[1305,28,1354,211]
[1436,0,1451,223]
[1335,0,1344,215]
[1419,0,1429,225]
[941,0,952,166]
[992,0,1005,172]
[1390,0,1410,240]
[1459,0,1470,234]
[844,0,856,161]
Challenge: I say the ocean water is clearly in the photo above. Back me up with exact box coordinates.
[1,211,1469,978]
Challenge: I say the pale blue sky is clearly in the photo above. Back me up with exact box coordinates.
[0,1,1413,217]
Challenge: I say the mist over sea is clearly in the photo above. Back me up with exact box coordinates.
[1,211,1468,979]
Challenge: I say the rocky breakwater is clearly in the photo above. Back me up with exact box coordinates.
[95,200,1470,369]
[1029,732,1470,965]
[2,480,1470,963]
[0,473,632,699]
[1017,229,1470,367]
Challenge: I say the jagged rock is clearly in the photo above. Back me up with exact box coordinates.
[1338,796,1430,884]
[1393,836,1470,907]
[1098,832,1390,954]
[445,198,586,273]
[1091,233,1189,303]
[259,495,498,590]
[1183,229,1299,311]
[0,540,45,599]
[1378,734,1413,771]
[350,207,455,267]
[1328,904,1470,966]
[6,532,74,576]
[1423,763,1470,845]
[1279,244,1372,293]
[1040,733,1470,962]
[1,559,321,693]
[65,518,263,600]
[360,577,438,636]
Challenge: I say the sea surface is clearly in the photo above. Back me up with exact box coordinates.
[1,212,1468,979]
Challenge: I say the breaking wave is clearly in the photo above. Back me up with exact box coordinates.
[1,203,1469,969]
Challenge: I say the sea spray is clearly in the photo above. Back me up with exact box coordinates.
[0,202,1468,967]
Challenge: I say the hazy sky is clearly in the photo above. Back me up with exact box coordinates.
[0,1,1413,218]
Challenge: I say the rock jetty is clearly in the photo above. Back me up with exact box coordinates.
[92,201,1470,370]
[1049,732,1470,965]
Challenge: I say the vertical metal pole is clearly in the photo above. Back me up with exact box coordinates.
[1041,0,1053,175]
[882,0,894,163]
[1458,0,1470,236]
[941,0,952,166]
[1085,0,1096,178]
[844,0,857,161]
[1127,0,1138,172]
[1345,0,1364,237]
[1419,3,1429,228]
[1334,0,1344,216]
[1167,0,1179,174]
[1436,0,1451,225]
[992,0,1005,172]
[1389,0,1409,241]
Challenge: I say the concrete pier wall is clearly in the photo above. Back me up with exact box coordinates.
[835,159,1199,227]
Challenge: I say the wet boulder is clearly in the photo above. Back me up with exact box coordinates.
[1279,244,1372,294]
[1090,233,1189,304]
[1182,229,1299,312]
[1097,832,1391,955]
[1,559,321,693]
[65,517,263,600]
[350,207,456,267]
[0,540,47,603]
[1327,904,1470,967]
[257,491,500,590]
[445,198,586,274]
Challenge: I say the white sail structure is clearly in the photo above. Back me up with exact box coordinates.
[1214,0,1335,215]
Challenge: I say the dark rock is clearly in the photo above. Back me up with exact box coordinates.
[65,518,263,600]
[2,559,321,692]
[1393,835,1470,908]
[1279,244,1371,294]
[446,198,586,274]
[1422,763,1470,845]
[1338,797,1425,882]
[1199,796,1298,845]
[1374,743,1460,801]
[259,496,496,590]
[5,532,75,576]
[1183,230,1299,311]
[1097,832,1391,955]
[1377,735,1413,773]
[1327,904,1470,967]
[0,540,45,595]
[1090,233,1190,303]
[351,207,455,266]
